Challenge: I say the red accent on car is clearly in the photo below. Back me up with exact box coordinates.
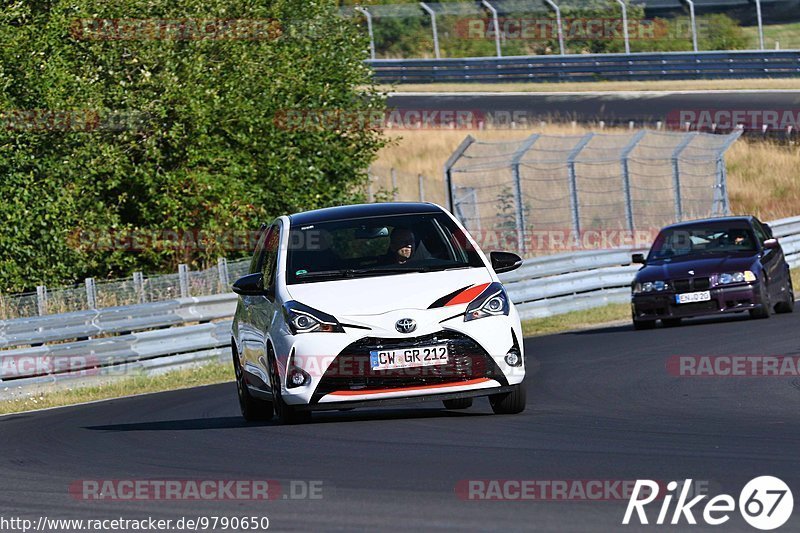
[327,378,492,396]
[444,283,490,306]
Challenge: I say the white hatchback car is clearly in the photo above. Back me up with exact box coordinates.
[231,202,526,424]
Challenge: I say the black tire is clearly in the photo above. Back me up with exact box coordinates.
[662,318,682,327]
[775,277,795,314]
[489,384,526,415]
[633,319,656,330]
[268,348,311,425]
[232,342,274,422]
[443,397,473,410]
[750,283,772,319]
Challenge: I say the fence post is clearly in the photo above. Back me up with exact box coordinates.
[36,285,48,316]
[391,168,398,201]
[217,257,230,291]
[616,0,630,54]
[566,133,594,245]
[671,133,696,221]
[544,0,565,55]
[443,135,475,212]
[419,2,440,59]
[85,277,97,309]
[354,7,375,60]
[620,130,646,232]
[481,1,502,57]
[683,0,698,52]
[133,271,145,304]
[418,174,425,202]
[178,264,190,298]
[510,134,541,255]
[755,0,765,50]
[712,129,742,216]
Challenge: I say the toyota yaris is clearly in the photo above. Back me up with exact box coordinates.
[631,216,794,330]
[231,203,527,423]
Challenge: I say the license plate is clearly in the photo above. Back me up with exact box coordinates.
[369,345,449,371]
[675,291,711,304]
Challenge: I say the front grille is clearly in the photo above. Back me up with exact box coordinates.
[673,279,691,292]
[311,331,507,403]
[672,277,710,291]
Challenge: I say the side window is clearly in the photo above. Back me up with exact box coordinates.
[752,223,768,245]
[261,225,281,289]
[249,226,271,274]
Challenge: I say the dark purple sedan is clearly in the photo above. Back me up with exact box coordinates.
[631,216,794,330]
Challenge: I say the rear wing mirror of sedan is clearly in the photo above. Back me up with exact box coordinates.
[491,251,523,273]
[631,253,647,265]
[233,273,269,296]
[763,238,779,250]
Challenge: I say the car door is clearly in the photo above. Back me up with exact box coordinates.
[753,219,785,302]
[249,221,283,393]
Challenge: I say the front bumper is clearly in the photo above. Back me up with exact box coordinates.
[632,282,761,321]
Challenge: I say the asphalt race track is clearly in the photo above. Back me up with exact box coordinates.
[387,91,800,129]
[2,307,799,532]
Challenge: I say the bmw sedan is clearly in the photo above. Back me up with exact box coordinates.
[631,216,794,330]
[231,202,527,423]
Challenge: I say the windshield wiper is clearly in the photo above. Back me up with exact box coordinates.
[296,265,468,280]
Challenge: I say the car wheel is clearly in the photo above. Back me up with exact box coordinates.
[268,348,311,425]
[633,319,656,330]
[749,283,772,319]
[662,318,682,327]
[489,384,526,415]
[775,277,795,314]
[232,343,274,422]
[443,397,473,410]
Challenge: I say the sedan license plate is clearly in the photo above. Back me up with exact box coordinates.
[675,291,711,304]
[370,345,448,371]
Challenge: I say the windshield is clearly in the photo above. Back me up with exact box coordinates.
[286,213,485,284]
[648,223,757,261]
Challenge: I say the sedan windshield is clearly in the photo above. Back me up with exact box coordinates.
[286,213,485,284]
[648,223,757,261]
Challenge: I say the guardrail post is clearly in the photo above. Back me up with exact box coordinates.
[755,0,765,50]
[354,7,376,60]
[544,0,565,55]
[85,277,97,309]
[481,1,502,57]
[419,2,440,59]
[566,134,595,245]
[620,130,646,232]
[133,271,145,304]
[418,174,425,202]
[443,135,475,212]
[683,0,698,52]
[36,285,48,316]
[217,257,230,291]
[671,133,696,221]
[178,264,190,298]
[510,134,541,255]
[616,0,631,54]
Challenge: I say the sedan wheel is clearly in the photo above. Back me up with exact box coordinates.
[775,277,795,314]
[749,283,772,319]
[232,344,273,422]
[268,350,311,425]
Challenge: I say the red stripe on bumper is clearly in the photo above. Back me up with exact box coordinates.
[327,377,492,396]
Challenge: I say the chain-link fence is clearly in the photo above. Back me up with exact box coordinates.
[445,129,741,257]
[0,258,251,320]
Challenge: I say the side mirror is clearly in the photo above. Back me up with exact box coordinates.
[490,251,523,274]
[763,238,779,250]
[632,253,646,265]
[232,273,266,296]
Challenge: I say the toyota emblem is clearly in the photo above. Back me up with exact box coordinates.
[395,318,417,334]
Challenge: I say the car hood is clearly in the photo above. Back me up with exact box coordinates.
[636,253,758,282]
[285,268,493,316]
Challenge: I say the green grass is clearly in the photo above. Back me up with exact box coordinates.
[0,362,234,416]
[742,21,800,50]
[521,303,631,337]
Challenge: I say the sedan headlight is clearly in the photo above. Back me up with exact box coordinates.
[465,282,510,321]
[282,301,344,334]
[634,280,669,294]
[718,271,756,284]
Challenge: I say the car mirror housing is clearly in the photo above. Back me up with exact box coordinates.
[763,238,779,250]
[490,251,523,273]
[232,273,267,296]
[632,253,646,265]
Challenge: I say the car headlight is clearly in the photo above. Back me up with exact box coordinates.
[718,271,756,284]
[465,282,510,321]
[282,301,344,334]
[634,280,669,294]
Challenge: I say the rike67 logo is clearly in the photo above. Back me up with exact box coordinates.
[623,476,793,530]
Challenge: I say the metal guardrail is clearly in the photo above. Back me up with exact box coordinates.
[2,215,798,398]
[368,50,800,83]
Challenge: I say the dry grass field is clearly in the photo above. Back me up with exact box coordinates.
[372,126,800,222]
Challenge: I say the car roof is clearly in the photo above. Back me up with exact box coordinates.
[287,202,444,226]
[660,216,757,231]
